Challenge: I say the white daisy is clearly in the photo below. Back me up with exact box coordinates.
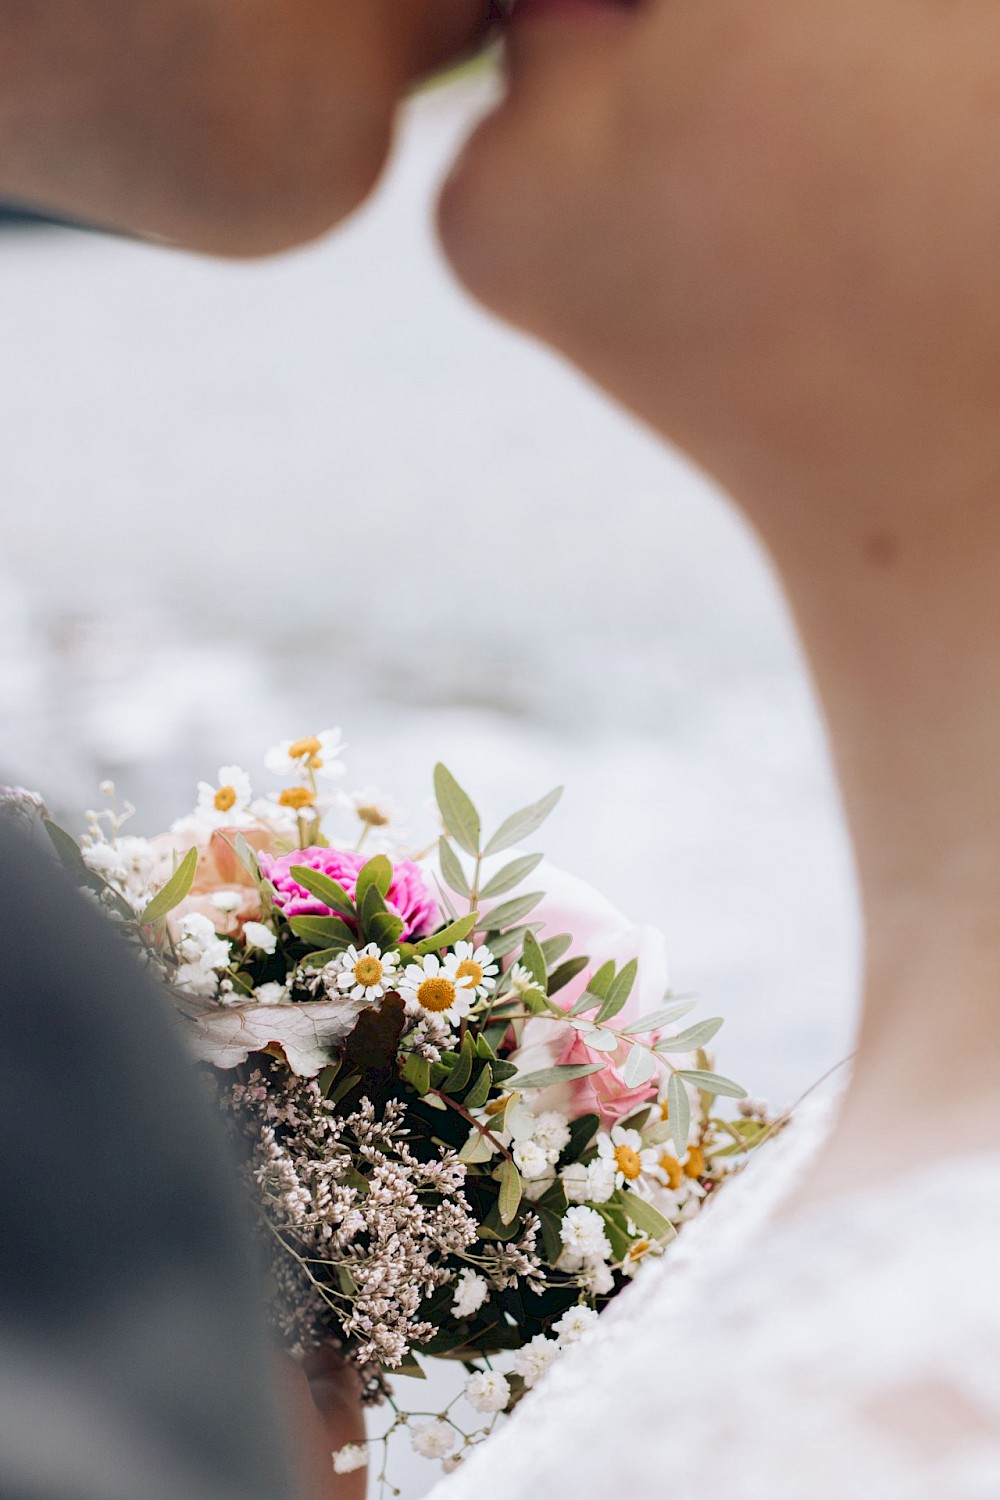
[264,729,346,782]
[595,1126,661,1191]
[507,962,534,997]
[333,943,400,1004]
[398,953,477,1026]
[194,766,252,828]
[450,941,499,999]
[621,1236,665,1279]
[340,784,401,831]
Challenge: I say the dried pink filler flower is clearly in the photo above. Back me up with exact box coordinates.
[261,847,438,939]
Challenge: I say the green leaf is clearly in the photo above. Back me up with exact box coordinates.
[401,1052,431,1096]
[318,1062,342,1097]
[483,785,563,857]
[539,933,573,966]
[506,1061,605,1091]
[480,852,544,900]
[675,1069,747,1100]
[569,960,616,1016]
[563,1112,601,1163]
[328,1071,362,1108]
[667,1072,691,1158]
[464,1062,494,1111]
[368,911,405,948]
[484,924,542,960]
[458,1129,495,1164]
[43,819,93,882]
[356,854,392,909]
[434,763,481,857]
[547,954,589,996]
[140,846,198,925]
[617,1190,677,1245]
[439,837,471,899]
[656,1018,724,1052]
[583,1028,618,1053]
[289,914,355,949]
[391,1358,427,1381]
[621,1043,658,1088]
[360,881,387,929]
[442,1031,476,1095]
[490,1059,520,1084]
[520,930,547,987]
[296,946,350,970]
[621,999,696,1036]
[416,911,479,956]
[482,891,543,932]
[594,1205,633,1263]
[230,832,263,882]
[288,865,355,918]
[595,958,638,1025]
[498,1158,523,1225]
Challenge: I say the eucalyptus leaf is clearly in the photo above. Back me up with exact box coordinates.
[622,999,696,1036]
[464,1062,494,1111]
[356,854,392,909]
[675,1069,747,1100]
[416,910,479,955]
[520,929,547,987]
[568,959,616,1016]
[595,957,638,1025]
[289,913,355,949]
[140,846,198,926]
[483,923,543,960]
[619,1191,677,1245]
[547,954,590,996]
[667,1072,691,1158]
[458,1129,495,1165]
[584,1029,618,1053]
[506,1061,604,1091]
[498,1158,523,1225]
[433,763,481,857]
[288,865,356,919]
[621,1043,658,1088]
[482,891,543,932]
[483,785,563,858]
[656,1018,724,1053]
[479,852,544,900]
[438,837,471,899]
[401,1052,431,1096]
[296,946,351,970]
[442,1032,476,1095]
[43,818,92,882]
[539,933,573,966]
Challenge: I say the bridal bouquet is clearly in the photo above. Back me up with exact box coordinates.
[31,734,769,1485]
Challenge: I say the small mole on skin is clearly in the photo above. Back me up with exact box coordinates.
[863,530,899,568]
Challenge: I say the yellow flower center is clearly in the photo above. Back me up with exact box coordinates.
[485,1095,509,1117]
[279,786,316,810]
[353,956,384,988]
[289,736,323,761]
[214,785,238,813]
[356,802,390,827]
[455,958,484,989]
[417,976,457,1014]
[684,1146,705,1180]
[628,1237,652,1262]
[659,1153,684,1190]
[657,1100,670,1122]
[614,1144,643,1181]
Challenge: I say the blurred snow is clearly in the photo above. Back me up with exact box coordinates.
[0,72,859,1497]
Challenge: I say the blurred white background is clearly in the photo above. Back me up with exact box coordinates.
[0,72,859,1497]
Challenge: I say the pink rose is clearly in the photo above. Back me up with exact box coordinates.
[260,846,438,940]
[507,860,669,1128]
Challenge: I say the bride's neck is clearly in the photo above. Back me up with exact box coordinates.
[750,471,1000,1192]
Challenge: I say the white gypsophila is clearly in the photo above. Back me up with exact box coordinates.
[513,1334,560,1390]
[581,1258,615,1296]
[243,921,278,955]
[553,1305,600,1345]
[585,1157,617,1204]
[560,1206,613,1263]
[265,728,346,783]
[82,835,159,910]
[450,941,499,999]
[398,953,477,1027]
[410,1421,457,1460]
[452,1268,490,1319]
[464,1370,511,1415]
[333,943,400,1004]
[194,766,253,829]
[560,1162,591,1204]
[211,890,243,915]
[175,912,232,996]
[523,1167,557,1202]
[513,1139,552,1181]
[253,981,290,1006]
[332,1444,369,1475]
[532,1111,571,1161]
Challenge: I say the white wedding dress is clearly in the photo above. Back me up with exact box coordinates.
[430,1091,1000,1500]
